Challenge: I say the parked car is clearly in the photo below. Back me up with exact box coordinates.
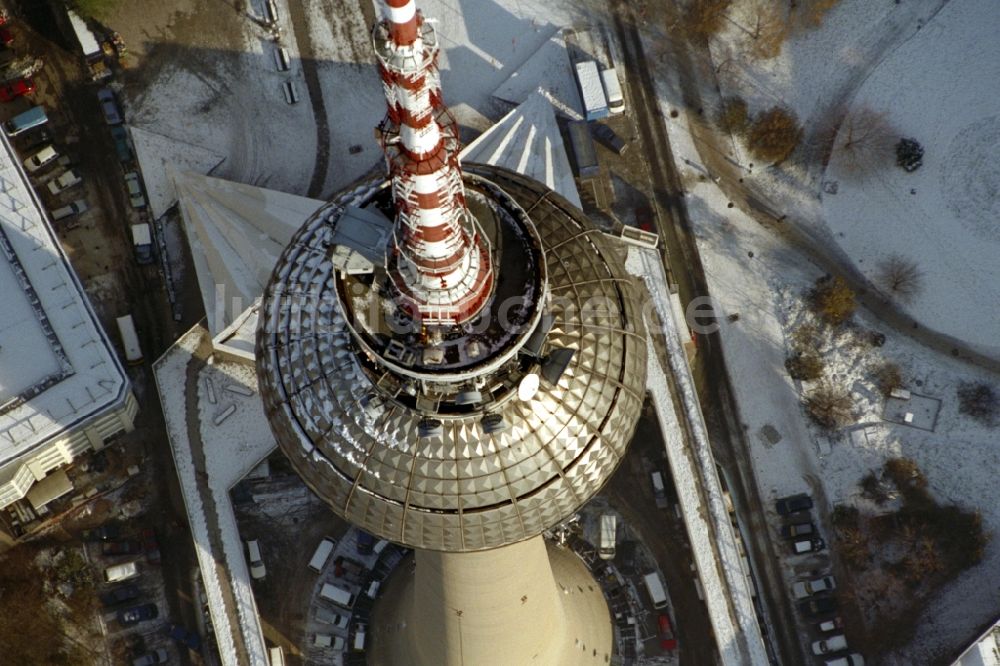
[791,536,826,554]
[334,555,367,584]
[47,168,83,195]
[97,87,123,125]
[141,527,161,564]
[104,561,139,583]
[23,145,58,173]
[800,596,838,618]
[83,524,121,541]
[51,199,88,223]
[165,623,202,651]
[18,128,52,153]
[111,125,133,163]
[132,648,168,666]
[99,584,141,607]
[817,617,843,633]
[356,530,376,555]
[825,654,865,666]
[792,575,836,599]
[591,122,628,155]
[657,613,677,650]
[118,603,158,626]
[124,171,146,208]
[812,634,848,655]
[635,205,654,232]
[0,78,34,102]
[775,493,813,515]
[780,522,815,539]
[313,634,345,649]
[103,540,141,557]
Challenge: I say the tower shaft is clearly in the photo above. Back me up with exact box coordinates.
[371,536,615,666]
[374,0,493,325]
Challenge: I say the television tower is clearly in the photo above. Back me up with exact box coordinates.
[256,1,647,663]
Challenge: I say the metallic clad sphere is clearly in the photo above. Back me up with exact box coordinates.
[256,165,646,552]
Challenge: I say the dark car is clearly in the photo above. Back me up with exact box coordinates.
[97,87,123,125]
[110,125,133,163]
[118,603,158,626]
[83,524,121,542]
[356,531,376,555]
[800,596,838,618]
[779,522,815,539]
[141,528,161,564]
[775,494,813,515]
[591,122,628,155]
[635,205,655,232]
[99,584,141,607]
[132,648,168,666]
[103,540,141,557]
[165,623,202,651]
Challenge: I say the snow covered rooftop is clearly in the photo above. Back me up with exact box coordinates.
[0,136,129,469]
[491,27,583,121]
[461,92,582,209]
[154,324,274,666]
[172,170,324,337]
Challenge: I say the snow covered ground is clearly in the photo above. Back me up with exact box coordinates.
[710,0,999,358]
[645,2,1000,660]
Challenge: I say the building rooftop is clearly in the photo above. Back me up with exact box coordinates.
[0,135,129,470]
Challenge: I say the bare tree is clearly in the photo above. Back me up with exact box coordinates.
[835,107,898,175]
[683,0,733,40]
[876,254,924,302]
[747,106,801,163]
[745,1,788,59]
[805,382,854,430]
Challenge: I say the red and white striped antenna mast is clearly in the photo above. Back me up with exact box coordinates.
[373,0,494,327]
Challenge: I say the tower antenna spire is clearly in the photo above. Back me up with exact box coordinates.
[373,0,494,326]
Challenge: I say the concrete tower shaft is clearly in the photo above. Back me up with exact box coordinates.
[374,0,493,325]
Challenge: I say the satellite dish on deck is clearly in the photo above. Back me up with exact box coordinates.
[518,373,540,402]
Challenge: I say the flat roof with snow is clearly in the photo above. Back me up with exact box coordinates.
[0,135,129,469]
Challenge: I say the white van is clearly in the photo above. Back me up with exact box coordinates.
[598,513,617,560]
[105,561,139,583]
[600,68,625,114]
[319,582,354,609]
[313,634,344,649]
[24,145,58,173]
[309,538,335,573]
[247,540,266,579]
[366,580,381,598]
[268,646,285,666]
[353,623,366,651]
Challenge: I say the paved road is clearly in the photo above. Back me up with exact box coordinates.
[287,0,331,198]
[610,2,805,665]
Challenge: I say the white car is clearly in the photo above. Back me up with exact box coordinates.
[826,654,865,666]
[791,575,836,599]
[24,145,58,173]
[812,634,848,655]
[47,168,83,195]
[124,171,146,208]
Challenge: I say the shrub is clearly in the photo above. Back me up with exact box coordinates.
[884,457,926,488]
[896,137,924,172]
[747,106,801,163]
[876,254,923,302]
[860,471,891,505]
[811,275,856,325]
[785,351,824,381]
[683,0,734,39]
[805,383,854,429]
[717,97,749,135]
[957,382,998,425]
[791,0,842,31]
[831,504,860,528]
[874,362,903,396]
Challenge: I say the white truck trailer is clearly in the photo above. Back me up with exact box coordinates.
[575,60,609,121]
